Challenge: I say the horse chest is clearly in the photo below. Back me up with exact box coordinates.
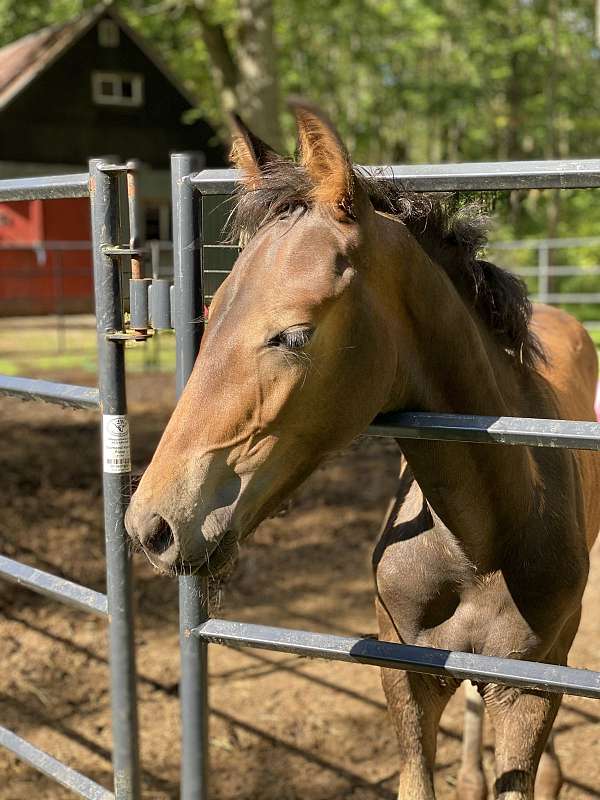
[376,541,543,658]
[374,494,545,659]
[373,465,588,660]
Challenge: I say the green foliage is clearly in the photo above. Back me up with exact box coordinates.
[7,0,600,164]
[0,0,91,46]
[3,0,600,322]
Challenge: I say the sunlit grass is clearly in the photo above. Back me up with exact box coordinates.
[0,316,175,378]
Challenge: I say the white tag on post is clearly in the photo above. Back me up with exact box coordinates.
[102,414,131,474]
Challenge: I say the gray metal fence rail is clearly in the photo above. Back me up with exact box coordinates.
[0,164,141,799]
[5,157,598,799]
[170,157,600,799]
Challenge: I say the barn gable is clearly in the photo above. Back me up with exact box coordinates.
[0,4,224,170]
[0,6,225,316]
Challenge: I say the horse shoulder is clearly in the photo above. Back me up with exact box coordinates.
[530,304,600,550]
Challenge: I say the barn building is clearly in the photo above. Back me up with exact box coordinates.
[0,4,224,315]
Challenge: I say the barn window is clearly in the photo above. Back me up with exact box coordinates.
[98,20,120,47]
[92,72,144,107]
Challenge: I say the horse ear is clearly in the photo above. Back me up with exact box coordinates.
[229,113,282,189]
[289,98,355,218]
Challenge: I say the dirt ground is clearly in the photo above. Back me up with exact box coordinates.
[1,372,599,799]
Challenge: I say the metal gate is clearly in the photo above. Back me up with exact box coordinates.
[3,156,600,800]
[0,160,142,799]
[171,156,600,799]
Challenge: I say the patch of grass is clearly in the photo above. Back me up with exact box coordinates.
[0,316,175,378]
[126,333,176,373]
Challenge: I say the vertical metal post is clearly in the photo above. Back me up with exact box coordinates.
[127,160,148,339]
[89,158,141,800]
[127,160,144,281]
[171,152,208,800]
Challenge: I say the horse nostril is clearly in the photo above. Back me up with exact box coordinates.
[145,516,175,556]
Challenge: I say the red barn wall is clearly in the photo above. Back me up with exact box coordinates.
[0,199,43,242]
[0,198,93,316]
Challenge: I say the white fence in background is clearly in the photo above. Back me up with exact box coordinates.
[488,236,600,330]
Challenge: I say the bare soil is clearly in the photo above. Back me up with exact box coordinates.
[1,373,599,799]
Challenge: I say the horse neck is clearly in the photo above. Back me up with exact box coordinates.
[381,221,542,568]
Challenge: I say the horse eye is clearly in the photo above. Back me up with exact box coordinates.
[268,325,314,349]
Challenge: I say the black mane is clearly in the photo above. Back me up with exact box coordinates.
[229,161,544,368]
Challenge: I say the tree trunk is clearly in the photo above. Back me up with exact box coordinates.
[236,0,282,150]
[192,0,283,151]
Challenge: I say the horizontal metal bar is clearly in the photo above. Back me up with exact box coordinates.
[0,555,107,616]
[98,163,133,174]
[0,727,113,800]
[203,269,232,275]
[195,619,600,700]
[530,293,600,304]
[511,266,600,277]
[0,173,89,201]
[368,412,600,451]
[490,235,600,250]
[192,159,600,195]
[102,245,147,257]
[0,375,99,410]
[107,332,150,342]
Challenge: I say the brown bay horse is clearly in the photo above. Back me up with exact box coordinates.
[125,102,600,799]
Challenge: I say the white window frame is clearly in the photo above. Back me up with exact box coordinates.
[98,19,120,48]
[91,71,144,107]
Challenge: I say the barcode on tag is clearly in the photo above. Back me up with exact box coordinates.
[102,414,131,474]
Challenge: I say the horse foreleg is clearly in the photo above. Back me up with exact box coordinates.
[381,665,454,800]
[377,598,453,799]
[457,681,488,800]
[482,685,561,800]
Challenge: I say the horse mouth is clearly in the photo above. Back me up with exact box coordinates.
[173,530,240,579]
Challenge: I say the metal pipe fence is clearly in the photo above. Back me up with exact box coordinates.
[3,156,600,800]
[0,163,141,799]
[171,157,600,799]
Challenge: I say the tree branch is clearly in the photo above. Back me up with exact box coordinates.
[192,0,240,112]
